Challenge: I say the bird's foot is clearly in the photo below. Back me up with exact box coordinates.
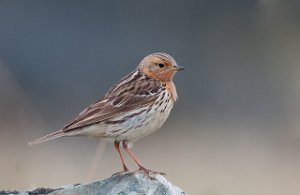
[137,166,166,176]
[112,167,130,177]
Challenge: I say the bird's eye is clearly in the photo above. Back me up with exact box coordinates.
[158,63,165,68]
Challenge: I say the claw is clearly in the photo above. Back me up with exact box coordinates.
[137,166,166,176]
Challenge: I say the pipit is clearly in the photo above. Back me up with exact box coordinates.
[29,52,184,174]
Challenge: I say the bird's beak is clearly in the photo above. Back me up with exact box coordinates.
[173,65,185,71]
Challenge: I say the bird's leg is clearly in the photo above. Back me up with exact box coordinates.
[123,141,145,170]
[114,141,129,172]
[123,141,165,175]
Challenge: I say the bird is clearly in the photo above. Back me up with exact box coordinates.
[29,52,184,175]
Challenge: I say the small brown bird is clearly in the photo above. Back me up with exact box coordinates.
[29,52,184,174]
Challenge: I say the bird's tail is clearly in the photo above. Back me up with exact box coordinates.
[28,129,65,145]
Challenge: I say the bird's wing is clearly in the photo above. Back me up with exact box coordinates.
[62,70,163,132]
[62,95,157,132]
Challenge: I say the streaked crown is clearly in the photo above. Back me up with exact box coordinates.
[138,52,184,82]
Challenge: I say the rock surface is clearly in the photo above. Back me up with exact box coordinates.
[1,171,187,195]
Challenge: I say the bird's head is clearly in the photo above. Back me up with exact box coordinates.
[138,52,184,82]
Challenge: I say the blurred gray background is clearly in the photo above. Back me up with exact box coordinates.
[1,0,300,194]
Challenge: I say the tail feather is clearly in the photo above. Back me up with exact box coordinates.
[28,130,65,145]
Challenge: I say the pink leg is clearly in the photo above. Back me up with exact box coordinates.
[114,141,129,171]
[123,141,165,175]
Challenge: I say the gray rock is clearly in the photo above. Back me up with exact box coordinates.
[1,171,187,195]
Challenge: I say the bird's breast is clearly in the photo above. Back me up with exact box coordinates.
[165,81,178,102]
[104,90,174,142]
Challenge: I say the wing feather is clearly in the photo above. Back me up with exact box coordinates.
[62,70,163,132]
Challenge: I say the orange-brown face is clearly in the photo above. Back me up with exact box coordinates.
[139,53,184,82]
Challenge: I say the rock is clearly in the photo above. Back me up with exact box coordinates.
[1,171,187,195]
